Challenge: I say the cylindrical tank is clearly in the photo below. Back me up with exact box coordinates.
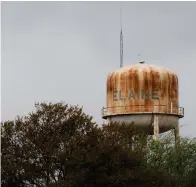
[102,62,184,134]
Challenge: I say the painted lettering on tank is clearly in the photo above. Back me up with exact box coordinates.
[119,90,124,101]
[140,90,145,99]
[152,89,159,100]
[113,89,160,101]
[145,92,150,100]
[129,89,135,100]
[113,90,119,101]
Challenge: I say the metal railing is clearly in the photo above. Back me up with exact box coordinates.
[102,105,184,118]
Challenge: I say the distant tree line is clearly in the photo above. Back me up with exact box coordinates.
[1,102,196,187]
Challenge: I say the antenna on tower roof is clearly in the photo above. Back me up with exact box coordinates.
[120,3,123,68]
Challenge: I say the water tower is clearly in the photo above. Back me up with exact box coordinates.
[102,62,184,141]
[102,8,184,141]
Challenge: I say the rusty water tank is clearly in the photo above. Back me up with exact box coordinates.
[102,62,184,134]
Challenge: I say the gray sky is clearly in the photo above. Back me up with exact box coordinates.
[2,2,196,137]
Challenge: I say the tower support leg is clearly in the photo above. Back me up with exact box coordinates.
[153,114,159,140]
[142,135,148,153]
[174,122,180,147]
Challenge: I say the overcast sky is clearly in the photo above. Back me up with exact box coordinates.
[2,2,196,137]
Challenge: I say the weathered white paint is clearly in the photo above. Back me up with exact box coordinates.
[107,114,179,134]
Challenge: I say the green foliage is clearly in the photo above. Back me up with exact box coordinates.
[146,133,196,187]
[1,102,196,187]
[1,102,97,187]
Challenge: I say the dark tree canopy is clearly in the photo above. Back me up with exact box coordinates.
[1,102,196,187]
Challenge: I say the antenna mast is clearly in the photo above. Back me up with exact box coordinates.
[120,4,123,68]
